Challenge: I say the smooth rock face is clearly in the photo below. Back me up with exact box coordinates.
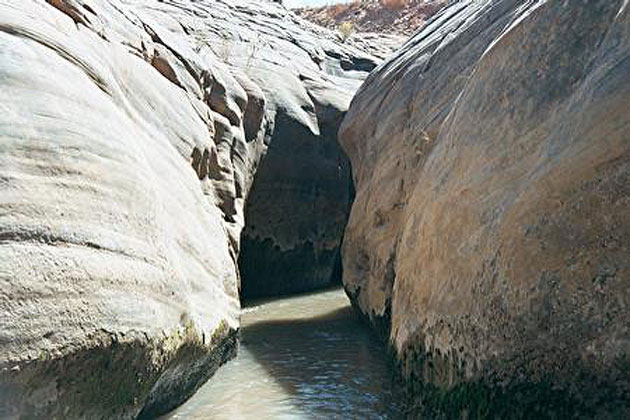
[0,0,374,417]
[340,0,630,415]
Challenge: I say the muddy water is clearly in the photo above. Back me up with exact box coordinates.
[163,288,403,419]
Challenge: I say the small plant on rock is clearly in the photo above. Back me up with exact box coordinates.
[338,21,355,43]
[246,34,263,69]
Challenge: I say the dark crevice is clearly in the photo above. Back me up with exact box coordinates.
[237,103,354,300]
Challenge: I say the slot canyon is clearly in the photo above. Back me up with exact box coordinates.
[1,0,630,419]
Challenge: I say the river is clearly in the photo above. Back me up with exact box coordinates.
[162,288,403,419]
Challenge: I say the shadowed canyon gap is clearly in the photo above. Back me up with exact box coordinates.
[1,0,630,419]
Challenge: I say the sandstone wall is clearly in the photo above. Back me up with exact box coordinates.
[340,0,630,415]
[0,0,374,416]
[239,79,356,298]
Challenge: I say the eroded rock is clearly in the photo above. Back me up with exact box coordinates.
[0,0,375,416]
[340,0,630,415]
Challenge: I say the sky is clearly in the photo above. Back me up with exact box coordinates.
[283,0,354,8]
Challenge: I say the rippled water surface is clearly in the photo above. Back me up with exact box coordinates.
[163,288,402,419]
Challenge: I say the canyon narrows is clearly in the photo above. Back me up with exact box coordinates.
[2,0,630,419]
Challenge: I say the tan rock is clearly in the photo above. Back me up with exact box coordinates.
[340,0,630,415]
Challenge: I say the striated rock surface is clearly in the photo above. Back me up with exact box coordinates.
[340,0,630,415]
[0,0,374,417]
[231,8,377,298]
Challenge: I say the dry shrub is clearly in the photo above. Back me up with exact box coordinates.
[338,21,355,42]
[380,0,408,10]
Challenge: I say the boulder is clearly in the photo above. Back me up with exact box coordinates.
[340,0,630,415]
[0,0,374,417]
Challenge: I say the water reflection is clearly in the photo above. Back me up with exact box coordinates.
[163,288,402,419]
